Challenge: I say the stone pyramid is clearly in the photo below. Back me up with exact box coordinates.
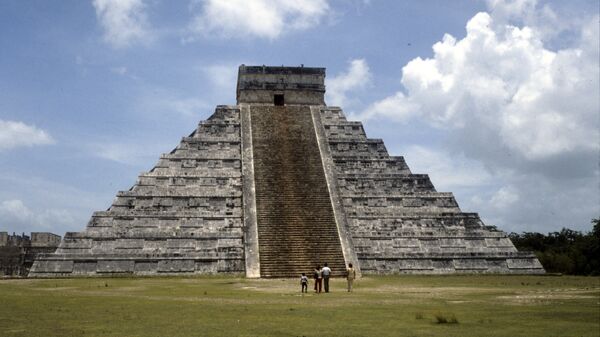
[30,65,543,277]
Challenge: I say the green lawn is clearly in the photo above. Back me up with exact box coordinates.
[0,274,598,337]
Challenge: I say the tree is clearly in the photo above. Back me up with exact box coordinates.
[509,219,600,275]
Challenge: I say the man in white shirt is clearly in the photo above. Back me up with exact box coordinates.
[321,263,332,293]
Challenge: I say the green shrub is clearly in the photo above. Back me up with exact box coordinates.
[434,313,458,324]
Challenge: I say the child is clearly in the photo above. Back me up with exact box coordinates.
[300,273,308,293]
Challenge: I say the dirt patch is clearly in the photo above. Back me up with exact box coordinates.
[32,287,76,291]
[497,288,600,305]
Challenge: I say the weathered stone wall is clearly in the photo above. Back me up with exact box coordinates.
[31,233,61,247]
[30,106,245,277]
[237,65,325,105]
[1,232,60,276]
[317,107,544,274]
[29,65,544,277]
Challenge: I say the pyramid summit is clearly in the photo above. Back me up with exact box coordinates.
[30,65,543,277]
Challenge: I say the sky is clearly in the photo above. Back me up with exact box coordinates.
[0,0,598,236]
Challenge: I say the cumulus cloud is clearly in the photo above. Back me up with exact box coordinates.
[0,200,33,222]
[187,0,330,40]
[326,59,372,108]
[0,120,55,151]
[358,1,599,232]
[486,0,566,41]
[399,145,493,191]
[0,199,74,232]
[487,0,537,21]
[0,173,106,235]
[360,91,419,122]
[361,5,599,163]
[489,186,520,209]
[93,0,151,48]
[467,172,598,232]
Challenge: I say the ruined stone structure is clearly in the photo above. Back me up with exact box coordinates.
[30,65,543,277]
[1,232,61,276]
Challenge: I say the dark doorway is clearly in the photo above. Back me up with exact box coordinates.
[274,94,284,106]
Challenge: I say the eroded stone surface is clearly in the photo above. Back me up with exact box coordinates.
[30,106,245,277]
[319,106,543,274]
[30,65,544,277]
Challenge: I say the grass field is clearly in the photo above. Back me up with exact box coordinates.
[0,274,598,337]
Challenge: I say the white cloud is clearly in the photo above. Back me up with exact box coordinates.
[0,199,74,232]
[359,92,418,122]
[187,0,330,40]
[93,0,151,48]
[400,145,493,191]
[357,2,599,232]
[486,0,537,21]
[486,0,565,41]
[0,200,33,222]
[326,59,372,108]
[0,173,107,235]
[490,186,520,208]
[360,8,599,162]
[0,120,55,151]
[202,64,239,94]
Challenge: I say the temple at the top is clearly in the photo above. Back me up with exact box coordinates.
[30,65,544,278]
[236,65,326,105]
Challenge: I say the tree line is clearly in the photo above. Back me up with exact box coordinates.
[509,219,600,275]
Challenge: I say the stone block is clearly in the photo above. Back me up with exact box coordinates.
[34,260,73,273]
[97,260,134,273]
[453,259,489,270]
[73,261,97,274]
[507,258,544,269]
[158,260,195,272]
[134,261,158,273]
[196,261,218,273]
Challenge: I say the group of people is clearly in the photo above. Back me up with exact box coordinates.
[300,263,356,293]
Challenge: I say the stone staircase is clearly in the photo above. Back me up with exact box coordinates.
[250,106,347,278]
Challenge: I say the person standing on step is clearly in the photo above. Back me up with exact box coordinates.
[321,263,332,293]
[346,263,356,292]
[313,265,322,293]
[300,273,308,293]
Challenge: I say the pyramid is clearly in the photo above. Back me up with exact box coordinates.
[30,65,543,277]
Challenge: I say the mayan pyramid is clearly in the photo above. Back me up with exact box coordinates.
[30,65,543,277]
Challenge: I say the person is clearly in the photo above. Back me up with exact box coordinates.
[313,265,322,293]
[300,273,308,293]
[346,263,356,292]
[321,263,332,293]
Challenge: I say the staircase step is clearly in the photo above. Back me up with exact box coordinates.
[251,106,346,278]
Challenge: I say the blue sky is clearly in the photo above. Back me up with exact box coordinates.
[0,0,598,236]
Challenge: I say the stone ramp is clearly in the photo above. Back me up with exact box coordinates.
[250,106,347,278]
